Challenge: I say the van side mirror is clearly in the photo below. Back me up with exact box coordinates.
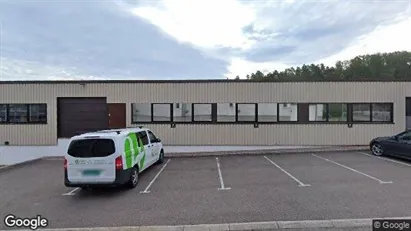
[152,138,161,143]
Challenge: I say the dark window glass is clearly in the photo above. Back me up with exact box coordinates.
[193,104,212,122]
[398,131,411,140]
[237,103,256,122]
[217,103,235,122]
[147,130,157,142]
[258,103,277,122]
[132,103,151,122]
[309,104,327,121]
[8,104,28,123]
[136,131,149,145]
[328,103,348,121]
[67,139,115,158]
[153,104,171,122]
[372,103,392,122]
[0,104,7,122]
[173,103,192,122]
[29,104,47,123]
[352,104,371,121]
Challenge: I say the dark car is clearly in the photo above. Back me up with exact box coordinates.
[370,130,411,159]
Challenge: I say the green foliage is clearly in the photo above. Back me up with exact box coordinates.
[242,51,411,81]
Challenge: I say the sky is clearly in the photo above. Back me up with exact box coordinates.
[0,0,410,80]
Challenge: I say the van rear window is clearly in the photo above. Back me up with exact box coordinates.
[67,139,115,158]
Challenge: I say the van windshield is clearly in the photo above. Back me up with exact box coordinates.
[67,139,115,158]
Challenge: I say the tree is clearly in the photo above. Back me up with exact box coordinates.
[245,51,411,82]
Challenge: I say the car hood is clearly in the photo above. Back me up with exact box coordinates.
[373,136,392,142]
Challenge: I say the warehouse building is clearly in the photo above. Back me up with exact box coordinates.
[0,80,407,146]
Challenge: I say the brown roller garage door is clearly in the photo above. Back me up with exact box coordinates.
[57,97,109,138]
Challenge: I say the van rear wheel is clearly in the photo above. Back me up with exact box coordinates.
[126,167,139,189]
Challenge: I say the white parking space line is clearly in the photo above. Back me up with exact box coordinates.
[263,156,310,187]
[216,157,231,190]
[357,152,411,167]
[62,187,80,196]
[312,154,393,184]
[140,159,171,194]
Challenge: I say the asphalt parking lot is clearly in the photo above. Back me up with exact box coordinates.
[2,151,411,229]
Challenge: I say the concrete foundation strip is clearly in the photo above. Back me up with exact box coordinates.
[11,217,411,231]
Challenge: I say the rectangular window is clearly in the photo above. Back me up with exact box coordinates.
[237,103,256,122]
[217,103,235,122]
[132,103,152,122]
[352,103,371,122]
[173,103,192,122]
[67,139,115,158]
[136,131,149,145]
[0,104,7,122]
[152,103,171,122]
[8,104,28,123]
[28,104,47,123]
[328,103,348,122]
[278,103,298,121]
[258,103,277,122]
[193,104,212,122]
[309,104,327,122]
[372,103,393,122]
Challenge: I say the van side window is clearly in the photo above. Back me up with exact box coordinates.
[147,130,157,143]
[136,131,149,145]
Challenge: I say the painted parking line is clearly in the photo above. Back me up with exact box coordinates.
[312,154,393,184]
[263,156,310,187]
[357,152,411,167]
[62,187,80,196]
[140,159,171,194]
[216,157,231,190]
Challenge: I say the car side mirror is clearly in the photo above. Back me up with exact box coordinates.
[392,135,399,140]
[152,138,161,143]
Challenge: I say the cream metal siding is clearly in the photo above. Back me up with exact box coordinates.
[0,81,407,146]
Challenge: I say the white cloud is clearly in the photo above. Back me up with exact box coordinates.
[130,0,411,78]
[226,58,289,79]
[317,17,411,66]
[131,0,256,49]
[0,58,107,80]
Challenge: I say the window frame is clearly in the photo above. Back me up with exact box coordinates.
[151,103,172,122]
[277,103,299,123]
[192,103,213,123]
[131,103,152,123]
[172,103,193,123]
[371,103,393,123]
[236,103,257,123]
[308,103,329,122]
[0,103,48,124]
[216,102,236,123]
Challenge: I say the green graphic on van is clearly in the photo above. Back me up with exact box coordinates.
[124,133,146,170]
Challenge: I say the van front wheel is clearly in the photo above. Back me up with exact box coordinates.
[126,167,139,188]
[157,150,164,164]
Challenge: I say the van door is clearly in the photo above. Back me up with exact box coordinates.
[147,130,161,161]
[135,131,152,171]
[66,138,116,184]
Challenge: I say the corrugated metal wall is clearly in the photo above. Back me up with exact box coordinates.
[0,81,407,146]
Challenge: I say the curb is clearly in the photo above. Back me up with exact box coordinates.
[18,217,397,231]
[0,158,44,172]
[2,147,370,165]
[165,146,369,158]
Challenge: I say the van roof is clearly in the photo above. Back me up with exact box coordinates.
[73,127,148,138]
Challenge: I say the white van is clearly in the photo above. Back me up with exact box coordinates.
[64,127,164,189]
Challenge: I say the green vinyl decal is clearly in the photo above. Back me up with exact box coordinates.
[124,133,145,170]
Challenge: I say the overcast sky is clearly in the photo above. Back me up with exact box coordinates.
[0,0,410,80]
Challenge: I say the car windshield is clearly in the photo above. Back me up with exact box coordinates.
[67,139,115,158]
